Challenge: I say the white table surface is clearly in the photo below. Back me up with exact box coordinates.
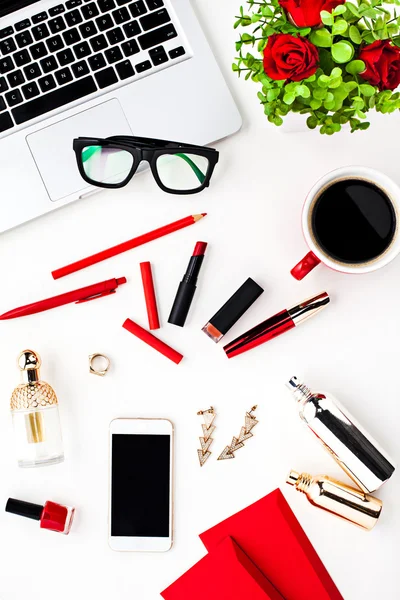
[1,1,399,598]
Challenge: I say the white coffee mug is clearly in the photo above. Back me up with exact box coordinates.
[291,166,400,280]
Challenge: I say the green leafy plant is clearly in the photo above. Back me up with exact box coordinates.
[233,0,400,133]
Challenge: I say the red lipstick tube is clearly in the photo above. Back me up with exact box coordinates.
[224,292,330,358]
[168,241,207,327]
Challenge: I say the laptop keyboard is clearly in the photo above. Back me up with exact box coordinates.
[0,0,188,135]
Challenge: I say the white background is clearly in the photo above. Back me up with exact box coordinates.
[0,0,399,598]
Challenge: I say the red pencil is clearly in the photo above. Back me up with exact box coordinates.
[52,213,207,280]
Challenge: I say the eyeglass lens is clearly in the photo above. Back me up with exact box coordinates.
[81,146,134,185]
[156,153,209,191]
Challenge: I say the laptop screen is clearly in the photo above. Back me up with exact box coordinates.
[0,0,41,18]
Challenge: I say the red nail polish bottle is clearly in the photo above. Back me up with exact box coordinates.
[6,498,75,535]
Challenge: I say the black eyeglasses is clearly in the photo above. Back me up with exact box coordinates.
[73,135,219,195]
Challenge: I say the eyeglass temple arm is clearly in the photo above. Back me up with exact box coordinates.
[175,153,205,184]
[108,135,213,153]
[108,135,173,149]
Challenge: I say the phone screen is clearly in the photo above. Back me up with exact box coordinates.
[111,433,170,537]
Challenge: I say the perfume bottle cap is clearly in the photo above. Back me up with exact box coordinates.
[11,350,59,412]
[286,377,300,392]
[285,377,312,402]
[286,470,300,486]
[5,498,43,521]
[18,350,41,384]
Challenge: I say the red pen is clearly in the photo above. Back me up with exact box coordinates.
[0,277,127,320]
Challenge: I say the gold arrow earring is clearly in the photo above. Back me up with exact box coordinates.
[197,407,216,467]
[218,406,258,461]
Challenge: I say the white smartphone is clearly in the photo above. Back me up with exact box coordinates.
[108,418,174,552]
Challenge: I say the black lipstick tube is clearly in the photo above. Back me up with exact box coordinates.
[168,241,207,327]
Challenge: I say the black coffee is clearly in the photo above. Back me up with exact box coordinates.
[311,178,396,264]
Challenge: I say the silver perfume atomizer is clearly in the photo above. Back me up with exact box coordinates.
[286,376,395,493]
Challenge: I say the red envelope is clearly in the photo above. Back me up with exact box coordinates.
[161,536,284,600]
[200,489,344,600]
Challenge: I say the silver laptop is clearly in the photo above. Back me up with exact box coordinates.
[0,0,241,233]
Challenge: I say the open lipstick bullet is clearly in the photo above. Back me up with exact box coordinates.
[224,291,330,358]
[168,241,207,327]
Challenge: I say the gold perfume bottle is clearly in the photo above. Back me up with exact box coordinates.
[287,470,382,530]
[10,350,64,468]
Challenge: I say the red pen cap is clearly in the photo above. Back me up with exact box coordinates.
[140,262,160,330]
[123,318,183,365]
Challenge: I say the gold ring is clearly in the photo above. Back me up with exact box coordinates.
[89,353,110,377]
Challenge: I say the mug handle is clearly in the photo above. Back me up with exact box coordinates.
[291,251,321,280]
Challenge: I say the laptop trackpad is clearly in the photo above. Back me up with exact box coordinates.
[26,99,133,201]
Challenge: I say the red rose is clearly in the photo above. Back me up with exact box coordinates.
[263,34,319,82]
[359,40,400,91]
[279,0,345,27]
